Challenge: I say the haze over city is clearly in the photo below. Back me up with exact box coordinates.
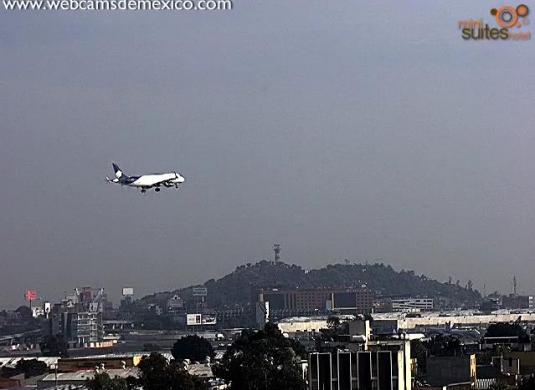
[2,0,535,308]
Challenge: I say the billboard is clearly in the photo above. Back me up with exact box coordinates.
[187,314,203,326]
[192,287,208,297]
[186,313,217,326]
[25,290,38,301]
[201,314,216,325]
[332,292,357,309]
[122,287,134,296]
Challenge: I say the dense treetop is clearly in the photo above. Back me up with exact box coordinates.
[213,323,306,390]
[171,335,215,363]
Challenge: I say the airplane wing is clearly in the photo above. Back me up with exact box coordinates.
[154,177,183,188]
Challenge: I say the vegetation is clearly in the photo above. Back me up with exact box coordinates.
[0,308,42,336]
[171,335,214,363]
[86,372,128,390]
[14,306,33,320]
[141,260,481,309]
[39,335,69,357]
[15,359,48,378]
[425,334,461,357]
[137,353,208,390]
[488,382,507,390]
[0,359,48,379]
[318,316,349,342]
[213,323,306,390]
[519,375,535,390]
[485,323,529,342]
[410,340,428,378]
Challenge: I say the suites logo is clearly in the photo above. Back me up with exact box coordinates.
[459,4,531,40]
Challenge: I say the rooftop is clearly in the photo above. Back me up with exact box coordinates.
[40,368,140,383]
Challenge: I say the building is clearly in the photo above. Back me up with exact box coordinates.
[37,368,139,389]
[308,319,412,390]
[57,355,143,371]
[47,287,107,348]
[426,355,477,388]
[167,295,185,314]
[501,295,534,310]
[371,311,535,330]
[391,298,433,312]
[277,315,355,334]
[258,287,374,319]
[309,348,411,390]
[0,375,24,389]
[367,338,412,390]
[191,287,209,311]
[53,311,104,348]
[255,301,269,329]
[500,351,535,375]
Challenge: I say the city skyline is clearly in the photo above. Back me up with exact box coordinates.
[2,0,535,308]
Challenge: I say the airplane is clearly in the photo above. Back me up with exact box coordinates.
[106,163,185,193]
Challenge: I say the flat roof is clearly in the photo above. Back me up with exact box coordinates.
[40,368,139,382]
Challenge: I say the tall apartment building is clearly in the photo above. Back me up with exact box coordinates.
[309,347,411,390]
[308,318,412,390]
[56,311,103,348]
[47,287,106,348]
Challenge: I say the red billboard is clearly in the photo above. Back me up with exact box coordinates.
[25,290,38,301]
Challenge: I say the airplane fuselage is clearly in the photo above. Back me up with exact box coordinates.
[107,164,185,192]
[128,173,180,187]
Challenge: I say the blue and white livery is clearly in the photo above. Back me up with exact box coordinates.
[106,163,185,193]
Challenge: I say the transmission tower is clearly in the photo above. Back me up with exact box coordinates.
[273,244,281,263]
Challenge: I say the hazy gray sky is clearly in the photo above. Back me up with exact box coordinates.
[1,0,534,308]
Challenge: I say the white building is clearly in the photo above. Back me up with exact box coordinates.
[277,315,356,334]
[391,298,433,312]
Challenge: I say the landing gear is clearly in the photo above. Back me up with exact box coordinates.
[141,189,147,194]
[155,187,161,192]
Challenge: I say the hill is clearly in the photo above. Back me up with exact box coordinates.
[141,260,481,309]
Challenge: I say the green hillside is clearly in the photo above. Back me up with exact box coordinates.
[141,260,481,310]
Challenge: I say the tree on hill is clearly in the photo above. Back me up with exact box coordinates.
[139,260,482,310]
[137,353,208,390]
[15,306,33,320]
[213,323,306,390]
[40,335,69,357]
[171,335,214,362]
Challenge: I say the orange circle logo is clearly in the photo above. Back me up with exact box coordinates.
[517,4,529,17]
[491,4,529,28]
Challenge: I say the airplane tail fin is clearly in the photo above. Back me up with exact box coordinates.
[112,163,125,179]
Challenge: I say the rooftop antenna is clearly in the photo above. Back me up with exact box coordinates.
[273,244,281,263]
[513,275,517,296]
